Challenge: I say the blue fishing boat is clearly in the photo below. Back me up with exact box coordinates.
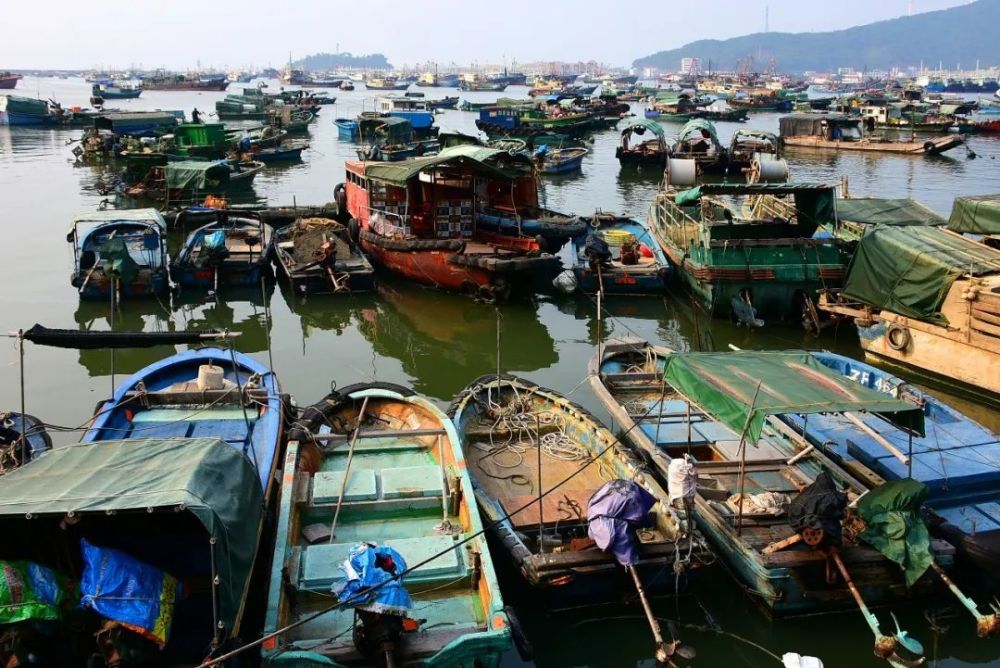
[334,117,358,140]
[262,382,516,666]
[253,144,306,163]
[82,345,285,501]
[91,82,142,99]
[785,352,1000,580]
[172,211,274,291]
[272,217,375,294]
[67,208,170,299]
[564,214,670,295]
[0,411,50,473]
[475,206,587,253]
[535,146,588,174]
[448,374,710,607]
[590,343,953,618]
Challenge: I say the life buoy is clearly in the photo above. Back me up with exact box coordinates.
[886,323,910,351]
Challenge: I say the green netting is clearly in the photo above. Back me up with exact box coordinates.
[843,225,1000,324]
[856,479,933,588]
[948,194,1000,235]
[836,198,946,227]
[0,438,263,632]
[164,160,231,190]
[662,350,924,444]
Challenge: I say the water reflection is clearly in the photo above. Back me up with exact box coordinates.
[72,299,179,377]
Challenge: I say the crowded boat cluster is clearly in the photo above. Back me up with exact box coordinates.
[0,62,999,668]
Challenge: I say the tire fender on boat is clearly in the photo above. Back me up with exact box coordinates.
[503,605,534,661]
[923,140,936,153]
[886,323,911,351]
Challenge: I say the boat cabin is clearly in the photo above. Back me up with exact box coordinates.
[374,95,435,132]
[779,114,864,141]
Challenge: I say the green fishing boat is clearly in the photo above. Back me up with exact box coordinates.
[648,182,848,327]
[262,382,515,667]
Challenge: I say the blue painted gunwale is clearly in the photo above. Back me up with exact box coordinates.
[568,216,672,295]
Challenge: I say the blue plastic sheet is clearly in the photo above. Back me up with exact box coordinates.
[203,230,227,250]
[336,543,412,616]
[587,480,657,566]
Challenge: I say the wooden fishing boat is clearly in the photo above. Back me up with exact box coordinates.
[536,146,587,174]
[617,119,668,168]
[448,374,710,607]
[226,125,287,150]
[565,214,671,295]
[273,217,375,294]
[342,146,562,300]
[779,114,965,155]
[0,71,22,89]
[727,129,780,172]
[253,145,306,163]
[141,72,228,91]
[0,411,50,474]
[334,117,359,140]
[365,76,410,91]
[589,342,954,617]
[81,345,285,500]
[783,351,1000,580]
[0,437,270,666]
[427,96,459,110]
[671,119,728,174]
[172,211,274,290]
[92,82,142,99]
[262,382,515,666]
[275,109,317,133]
[648,182,848,326]
[228,159,265,185]
[355,138,440,162]
[459,76,507,92]
[67,208,170,299]
[818,225,1000,399]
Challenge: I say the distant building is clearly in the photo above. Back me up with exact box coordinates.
[680,57,701,76]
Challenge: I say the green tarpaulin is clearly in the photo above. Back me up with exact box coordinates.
[857,479,933,588]
[0,438,263,633]
[98,236,139,284]
[948,194,1000,235]
[621,118,665,138]
[662,351,925,444]
[836,198,946,227]
[361,145,523,186]
[678,118,721,145]
[164,160,231,190]
[843,225,1000,324]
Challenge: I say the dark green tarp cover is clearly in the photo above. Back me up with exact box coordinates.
[662,351,925,444]
[856,479,932,588]
[164,160,231,190]
[843,225,1000,324]
[947,194,1000,234]
[678,118,721,145]
[98,237,139,284]
[621,118,665,138]
[836,198,946,227]
[362,145,521,186]
[0,438,263,633]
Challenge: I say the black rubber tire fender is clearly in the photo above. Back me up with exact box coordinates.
[886,323,911,351]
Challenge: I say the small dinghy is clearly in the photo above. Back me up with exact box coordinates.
[273,217,375,293]
[448,374,709,607]
[172,211,274,290]
[0,411,50,474]
[562,213,671,295]
[262,381,516,665]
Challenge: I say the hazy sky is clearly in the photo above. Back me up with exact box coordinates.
[2,0,968,70]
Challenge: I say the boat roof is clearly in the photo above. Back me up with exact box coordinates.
[843,225,1000,324]
[354,145,530,186]
[620,118,665,137]
[836,198,945,227]
[73,208,165,228]
[948,194,1000,235]
[0,437,263,632]
[662,350,925,443]
[695,182,835,195]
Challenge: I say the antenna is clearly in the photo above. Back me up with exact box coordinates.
[765,5,769,32]
[908,0,913,16]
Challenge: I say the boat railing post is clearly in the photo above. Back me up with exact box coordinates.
[536,413,544,554]
[735,381,764,536]
[109,277,116,396]
[17,329,26,466]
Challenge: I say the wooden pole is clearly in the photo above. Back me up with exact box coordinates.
[17,329,25,466]
[329,396,370,542]
[627,564,671,664]
[735,381,764,536]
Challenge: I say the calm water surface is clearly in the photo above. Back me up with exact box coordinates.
[1,77,999,667]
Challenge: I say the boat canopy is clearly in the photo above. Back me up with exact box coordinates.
[677,118,721,143]
[836,198,945,227]
[779,113,858,137]
[360,145,529,186]
[0,438,263,633]
[93,111,179,136]
[681,182,836,234]
[947,194,1000,234]
[620,118,665,138]
[164,160,231,190]
[662,350,925,443]
[843,225,1000,323]
[72,208,166,229]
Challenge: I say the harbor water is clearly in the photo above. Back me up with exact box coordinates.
[1,77,999,667]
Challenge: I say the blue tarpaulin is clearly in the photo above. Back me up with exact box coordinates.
[336,543,412,615]
[587,480,657,566]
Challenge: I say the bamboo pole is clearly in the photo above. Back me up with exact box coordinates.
[329,396,370,542]
[735,381,764,536]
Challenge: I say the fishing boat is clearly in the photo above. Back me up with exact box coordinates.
[374,95,439,138]
[0,437,270,666]
[459,75,507,92]
[273,217,375,294]
[253,145,306,163]
[648,181,848,327]
[727,129,780,172]
[339,80,355,91]
[365,76,409,91]
[0,95,58,125]
[818,225,1000,399]
[341,146,562,301]
[535,146,588,174]
[0,411,50,474]
[141,71,228,91]
[671,119,728,174]
[67,208,170,299]
[784,351,1000,581]
[0,72,22,89]
[262,381,515,665]
[91,81,142,99]
[729,95,794,112]
[448,374,710,607]
[426,96,460,110]
[948,193,1000,247]
[779,114,965,155]
[617,119,669,167]
[334,117,359,140]
[226,125,287,150]
[229,159,266,185]
[563,213,671,295]
[589,343,955,620]
[172,211,274,290]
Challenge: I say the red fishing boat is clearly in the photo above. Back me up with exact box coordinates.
[341,145,561,300]
[0,72,22,89]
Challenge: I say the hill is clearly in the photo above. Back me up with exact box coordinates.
[634,0,1000,72]
[293,52,392,71]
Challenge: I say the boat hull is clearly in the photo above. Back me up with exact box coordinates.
[72,270,169,299]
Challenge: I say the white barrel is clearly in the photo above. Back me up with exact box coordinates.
[197,364,225,391]
[752,156,790,182]
[667,456,698,503]
[666,158,698,186]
